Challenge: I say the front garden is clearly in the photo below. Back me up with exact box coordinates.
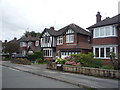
[55,52,117,70]
[9,51,46,65]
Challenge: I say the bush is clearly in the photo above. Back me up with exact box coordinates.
[11,58,31,65]
[3,57,11,61]
[28,51,43,62]
[70,52,103,68]
[100,65,114,70]
[34,51,43,59]
[35,58,44,63]
[55,58,67,64]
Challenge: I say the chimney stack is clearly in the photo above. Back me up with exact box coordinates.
[50,26,54,30]
[14,37,17,40]
[5,40,7,43]
[96,11,102,23]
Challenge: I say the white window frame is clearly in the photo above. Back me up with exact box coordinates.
[22,50,26,56]
[66,34,74,43]
[35,40,39,46]
[28,42,32,47]
[57,36,63,45]
[20,42,27,47]
[93,25,117,38]
[43,48,53,57]
[93,45,118,59]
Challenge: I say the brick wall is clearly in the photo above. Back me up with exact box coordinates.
[47,63,120,79]
[92,37,118,45]
[56,33,91,52]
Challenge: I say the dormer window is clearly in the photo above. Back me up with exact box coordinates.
[66,29,74,43]
[93,25,116,38]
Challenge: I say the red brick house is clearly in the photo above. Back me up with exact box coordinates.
[40,23,91,60]
[87,12,120,64]
[19,35,41,57]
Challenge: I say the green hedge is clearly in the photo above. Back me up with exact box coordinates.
[70,52,103,68]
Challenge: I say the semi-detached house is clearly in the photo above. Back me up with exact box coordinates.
[40,23,91,60]
[87,12,120,64]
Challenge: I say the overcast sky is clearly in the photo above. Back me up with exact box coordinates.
[1,0,120,42]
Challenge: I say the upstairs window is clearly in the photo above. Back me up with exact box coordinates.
[93,25,116,38]
[35,41,39,46]
[28,42,32,47]
[66,29,74,34]
[20,42,27,47]
[66,29,74,43]
[66,35,74,43]
[44,36,50,43]
[57,36,63,45]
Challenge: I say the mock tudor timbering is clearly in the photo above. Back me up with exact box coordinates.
[40,23,91,60]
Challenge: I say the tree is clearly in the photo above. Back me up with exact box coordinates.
[3,42,19,56]
[23,31,41,37]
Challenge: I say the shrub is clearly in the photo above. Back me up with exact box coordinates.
[34,51,43,59]
[11,58,31,65]
[70,52,103,68]
[35,58,44,63]
[55,58,67,64]
[101,65,114,70]
[3,57,11,61]
[28,51,43,62]
[28,54,36,61]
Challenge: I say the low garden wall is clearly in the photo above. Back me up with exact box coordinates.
[47,62,120,79]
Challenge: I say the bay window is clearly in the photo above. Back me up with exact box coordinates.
[43,48,53,57]
[93,25,116,38]
[93,45,117,59]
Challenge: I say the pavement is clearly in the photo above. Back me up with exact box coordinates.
[0,61,120,89]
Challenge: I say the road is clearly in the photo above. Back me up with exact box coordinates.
[2,66,80,88]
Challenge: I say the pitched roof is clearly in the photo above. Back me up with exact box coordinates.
[58,23,90,36]
[87,14,120,29]
[19,36,40,42]
[42,23,90,36]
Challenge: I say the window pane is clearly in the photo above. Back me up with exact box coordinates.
[100,48,104,57]
[70,35,74,42]
[100,27,104,36]
[94,28,99,37]
[95,48,99,57]
[106,48,110,57]
[105,26,111,36]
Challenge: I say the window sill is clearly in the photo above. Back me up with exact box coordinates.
[57,44,63,45]
[44,56,53,57]
[94,57,110,59]
[93,36,117,39]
